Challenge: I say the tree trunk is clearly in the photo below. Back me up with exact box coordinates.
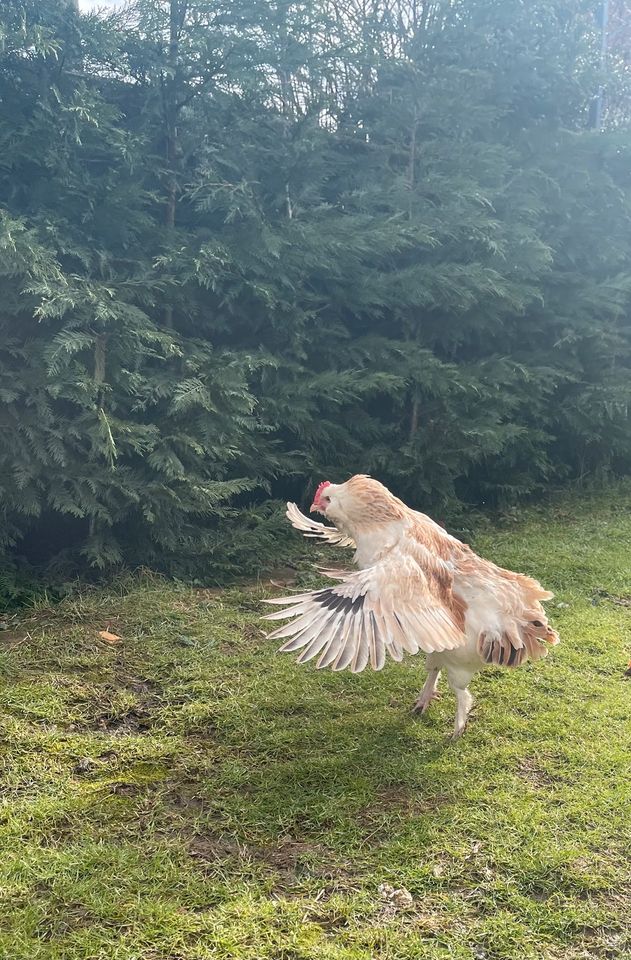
[163,1,187,325]
[409,390,420,441]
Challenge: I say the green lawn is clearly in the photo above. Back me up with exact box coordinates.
[1,487,630,960]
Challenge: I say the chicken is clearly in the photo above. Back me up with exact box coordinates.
[263,475,559,737]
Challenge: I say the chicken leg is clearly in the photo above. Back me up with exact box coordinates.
[447,667,475,738]
[412,667,441,714]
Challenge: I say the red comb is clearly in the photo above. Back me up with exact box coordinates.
[312,480,331,505]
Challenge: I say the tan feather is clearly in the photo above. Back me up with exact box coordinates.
[285,502,355,548]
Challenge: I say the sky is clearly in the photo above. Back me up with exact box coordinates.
[78,0,123,10]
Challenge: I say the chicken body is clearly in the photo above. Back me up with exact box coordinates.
[264,475,559,736]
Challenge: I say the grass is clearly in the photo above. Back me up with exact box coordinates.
[1,485,630,960]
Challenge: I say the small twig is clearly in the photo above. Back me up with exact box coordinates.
[12,632,32,648]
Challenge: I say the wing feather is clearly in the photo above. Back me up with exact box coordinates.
[285,502,355,548]
[332,623,359,671]
[264,592,318,606]
[366,611,382,671]
[297,629,335,664]
[351,615,370,674]
[278,608,337,653]
[317,623,350,669]
[386,638,404,662]
[263,546,467,673]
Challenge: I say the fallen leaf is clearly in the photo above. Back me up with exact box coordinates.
[99,630,122,644]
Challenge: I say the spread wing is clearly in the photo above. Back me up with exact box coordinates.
[285,502,355,548]
[263,547,467,673]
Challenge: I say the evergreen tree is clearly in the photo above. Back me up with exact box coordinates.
[1,0,630,580]
[0,0,266,570]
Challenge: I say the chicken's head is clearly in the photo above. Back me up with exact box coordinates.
[310,475,405,531]
[310,481,332,514]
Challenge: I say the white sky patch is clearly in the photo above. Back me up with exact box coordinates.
[78,0,124,10]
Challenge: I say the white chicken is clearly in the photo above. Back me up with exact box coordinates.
[263,475,559,737]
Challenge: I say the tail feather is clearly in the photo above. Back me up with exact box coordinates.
[478,613,559,669]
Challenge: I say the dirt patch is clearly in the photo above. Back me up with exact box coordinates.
[37,816,84,848]
[517,758,564,788]
[166,781,206,815]
[90,704,154,734]
[218,642,240,655]
[301,909,350,932]
[0,629,29,648]
[241,623,267,643]
[216,621,267,655]
[126,678,160,695]
[593,589,631,608]
[34,900,100,941]
[71,677,163,735]
[267,566,299,586]
[110,782,142,797]
[189,836,244,861]
[189,833,357,889]
[575,927,630,960]
[357,786,451,837]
